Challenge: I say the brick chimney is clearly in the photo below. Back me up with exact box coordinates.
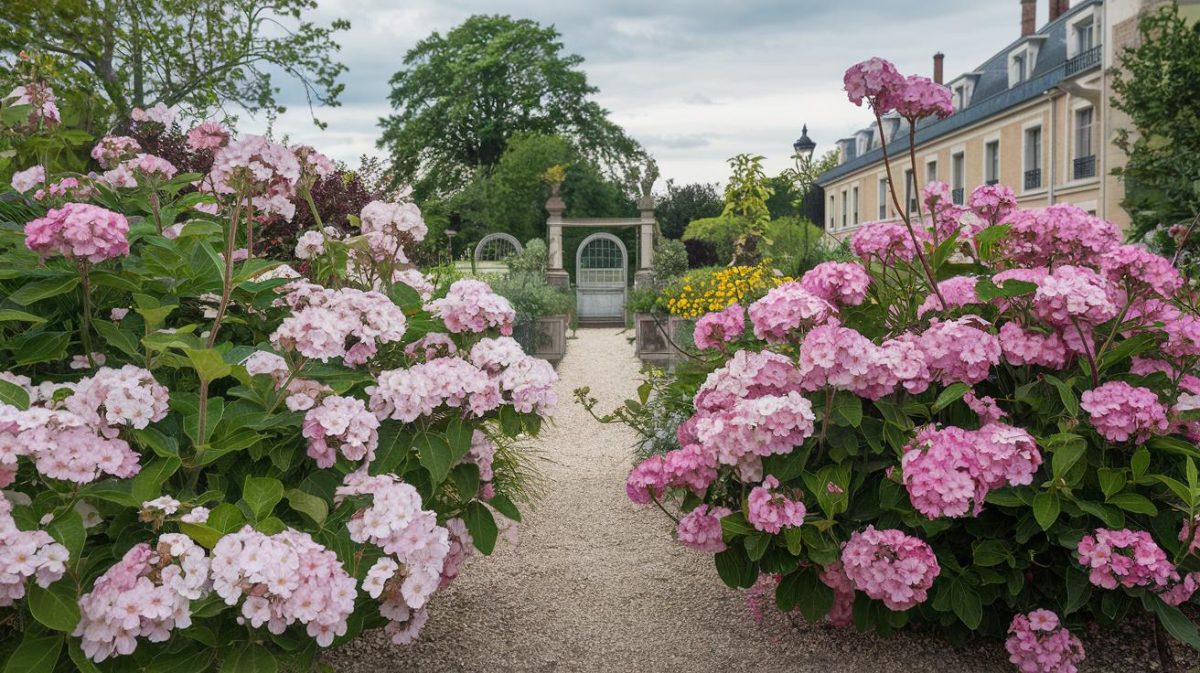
[1049,0,1069,21]
[933,52,944,84]
[1021,0,1036,36]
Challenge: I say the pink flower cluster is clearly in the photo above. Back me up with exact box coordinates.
[369,358,500,423]
[820,561,856,627]
[693,305,745,350]
[1080,381,1168,444]
[34,176,97,203]
[915,318,1001,386]
[211,526,356,646]
[337,471,451,644]
[693,391,816,467]
[998,322,1069,369]
[794,324,931,399]
[1100,244,1182,298]
[1076,529,1194,604]
[5,82,60,128]
[1004,204,1120,268]
[76,535,210,662]
[206,134,301,220]
[892,74,954,120]
[427,280,516,336]
[626,453,667,504]
[65,365,170,437]
[302,395,380,468]
[25,202,130,262]
[840,525,940,610]
[0,399,141,485]
[10,164,44,192]
[901,423,1041,519]
[676,505,730,553]
[968,183,1018,225]
[272,284,407,364]
[466,430,497,499]
[492,351,558,415]
[851,220,924,263]
[747,476,806,533]
[131,103,174,126]
[186,122,230,151]
[1032,265,1118,328]
[1005,610,1086,673]
[800,261,871,306]
[359,200,428,262]
[917,276,980,317]
[292,144,335,182]
[694,349,804,412]
[843,57,904,109]
[748,282,835,343]
[404,332,458,361]
[295,230,326,259]
[0,496,68,606]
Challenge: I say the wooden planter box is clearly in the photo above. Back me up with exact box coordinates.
[532,314,568,365]
[634,313,689,367]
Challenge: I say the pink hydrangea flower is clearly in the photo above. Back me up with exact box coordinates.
[1032,265,1119,328]
[917,276,980,317]
[748,282,835,343]
[186,121,230,151]
[799,261,871,306]
[692,391,815,465]
[843,57,904,110]
[1077,529,1189,600]
[915,317,1001,386]
[294,231,326,259]
[851,220,925,263]
[694,349,804,413]
[427,280,516,336]
[676,505,731,553]
[901,425,983,518]
[820,561,856,627]
[5,82,60,128]
[292,144,335,181]
[25,203,130,262]
[968,184,1018,225]
[694,306,746,350]
[359,200,427,262]
[746,475,806,533]
[1099,244,1182,298]
[206,134,301,220]
[1004,204,1120,268]
[998,322,1069,369]
[1006,610,1086,673]
[271,285,407,364]
[10,165,44,192]
[1080,381,1169,444]
[302,395,380,467]
[662,443,719,496]
[840,526,940,611]
[626,454,667,505]
[893,74,953,120]
[90,135,141,169]
[369,358,500,423]
[0,496,69,607]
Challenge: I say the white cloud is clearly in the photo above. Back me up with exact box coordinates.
[242,0,1026,186]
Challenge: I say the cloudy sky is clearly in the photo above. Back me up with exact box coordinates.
[246,0,1057,187]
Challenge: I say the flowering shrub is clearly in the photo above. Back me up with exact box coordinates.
[663,263,789,319]
[0,81,552,671]
[592,58,1200,671]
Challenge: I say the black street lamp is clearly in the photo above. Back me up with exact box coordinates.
[791,125,817,260]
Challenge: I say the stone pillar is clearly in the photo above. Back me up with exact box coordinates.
[545,192,569,288]
[634,194,655,289]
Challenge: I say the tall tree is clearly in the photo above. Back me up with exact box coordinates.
[655,180,723,239]
[1112,4,1200,241]
[379,15,642,198]
[0,0,349,126]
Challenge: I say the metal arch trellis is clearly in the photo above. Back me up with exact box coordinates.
[473,233,524,263]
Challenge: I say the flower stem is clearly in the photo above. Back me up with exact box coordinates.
[206,191,244,349]
[78,261,95,368]
[149,192,163,235]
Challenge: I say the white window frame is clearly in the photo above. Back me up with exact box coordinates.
[983,135,1001,185]
[1066,7,1099,58]
[1021,120,1044,193]
[852,186,859,226]
[841,189,848,229]
[1073,103,1094,162]
[877,176,888,220]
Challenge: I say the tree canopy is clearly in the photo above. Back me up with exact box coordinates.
[655,180,723,239]
[0,0,349,126]
[379,14,642,198]
[1112,4,1200,241]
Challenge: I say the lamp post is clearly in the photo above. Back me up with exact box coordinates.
[791,125,817,261]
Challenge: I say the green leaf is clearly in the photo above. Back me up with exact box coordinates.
[220,644,278,673]
[415,431,453,485]
[6,276,79,306]
[1098,469,1127,498]
[13,331,69,365]
[950,579,983,630]
[1064,569,1092,615]
[1033,492,1060,531]
[2,633,63,673]
[0,378,30,409]
[242,476,284,522]
[0,308,47,324]
[783,527,803,556]
[284,489,328,526]
[1098,333,1157,372]
[1148,595,1200,650]
[1131,447,1150,480]
[719,511,755,538]
[1051,435,1087,477]
[27,581,80,632]
[1044,375,1080,417]
[131,456,182,503]
[450,463,481,501]
[830,391,863,428]
[744,533,771,561]
[67,639,102,673]
[500,405,523,437]
[932,382,970,412]
[487,492,522,522]
[92,319,141,359]
[714,547,758,589]
[445,418,474,463]
[465,501,498,555]
[185,347,233,382]
[1107,492,1158,516]
[47,511,85,561]
[151,650,215,673]
[972,539,1010,567]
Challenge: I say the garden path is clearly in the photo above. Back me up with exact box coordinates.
[330,328,1150,673]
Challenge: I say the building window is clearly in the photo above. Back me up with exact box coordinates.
[1074,107,1095,179]
[1075,20,1095,54]
[841,190,848,229]
[985,141,1000,185]
[954,85,965,109]
[1024,126,1042,190]
[1010,53,1026,86]
[951,152,965,204]
[852,187,859,225]
[904,169,917,214]
[829,195,835,228]
[926,160,937,184]
[878,178,888,219]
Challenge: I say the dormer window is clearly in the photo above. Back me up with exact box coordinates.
[949,77,975,110]
[1008,46,1036,87]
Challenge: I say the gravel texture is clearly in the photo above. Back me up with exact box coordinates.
[330,327,1177,673]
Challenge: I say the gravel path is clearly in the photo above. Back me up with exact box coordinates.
[331,327,1170,673]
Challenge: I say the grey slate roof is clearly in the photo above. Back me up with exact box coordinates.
[816,0,1101,186]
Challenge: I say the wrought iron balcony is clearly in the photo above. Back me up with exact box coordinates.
[986,179,999,186]
[1066,46,1102,77]
[951,188,964,205]
[1024,168,1042,190]
[1073,155,1097,180]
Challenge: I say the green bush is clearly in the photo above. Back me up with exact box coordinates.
[682,215,749,263]
[651,238,689,285]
